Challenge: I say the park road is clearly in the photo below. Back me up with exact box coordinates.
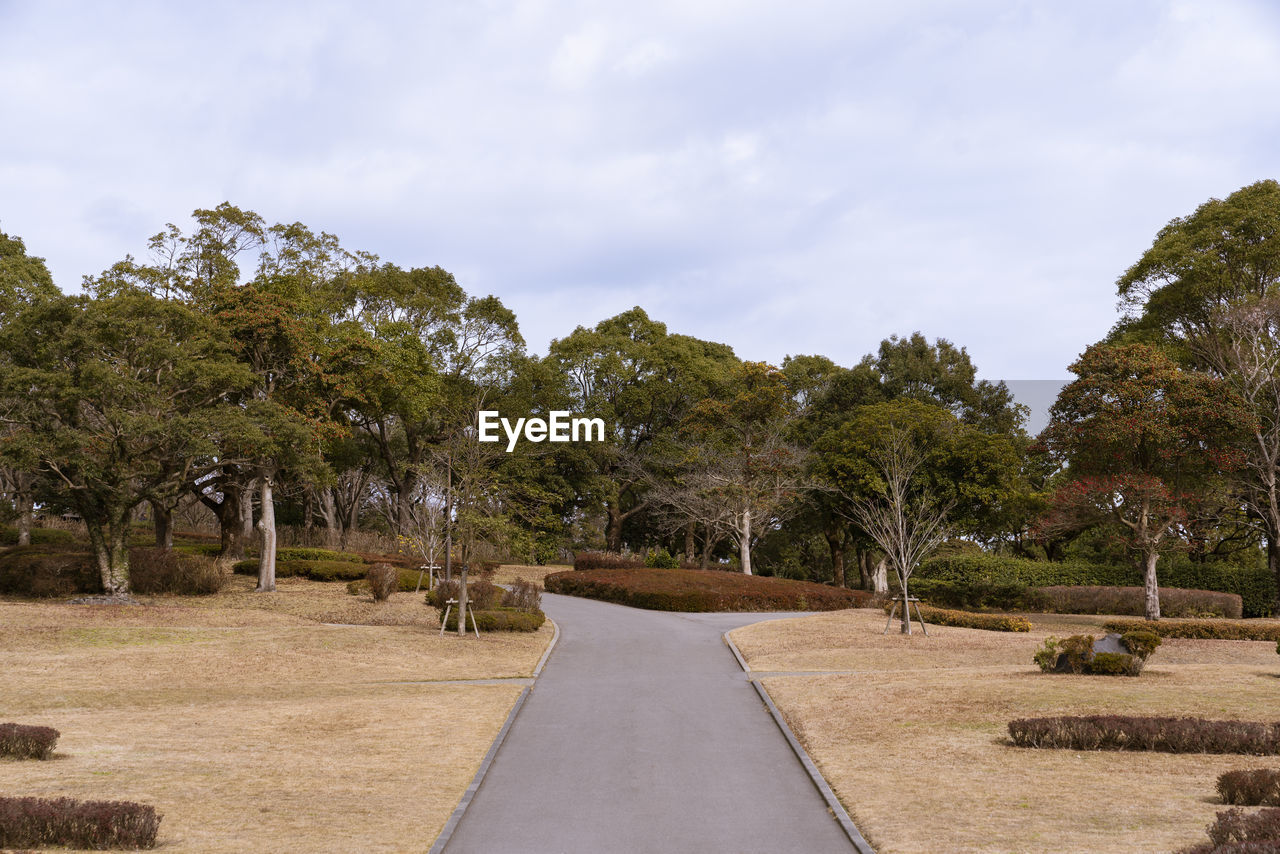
[441,592,859,854]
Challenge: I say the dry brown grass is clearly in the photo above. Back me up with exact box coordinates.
[492,563,572,586]
[730,608,1280,854]
[0,577,554,852]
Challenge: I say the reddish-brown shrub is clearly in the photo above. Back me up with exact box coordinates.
[0,723,59,760]
[0,795,161,849]
[1104,619,1280,642]
[546,568,869,612]
[1009,716,1280,754]
[366,563,397,602]
[1218,769,1280,806]
[1178,807,1280,853]
[1036,586,1243,619]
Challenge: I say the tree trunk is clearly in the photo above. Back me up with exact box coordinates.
[256,474,277,593]
[1269,536,1280,616]
[16,492,33,547]
[457,565,469,638]
[873,558,889,594]
[1143,551,1161,621]
[740,508,752,575]
[605,502,624,552]
[240,481,254,546]
[396,468,420,537]
[88,515,130,597]
[683,523,696,563]
[151,499,173,550]
[900,572,911,634]
[825,529,846,587]
[320,487,340,548]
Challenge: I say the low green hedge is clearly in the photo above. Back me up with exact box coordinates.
[440,606,546,632]
[0,527,77,546]
[274,547,364,563]
[546,568,869,612]
[918,554,1276,617]
[1103,618,1280,642]
[232,559,368,581]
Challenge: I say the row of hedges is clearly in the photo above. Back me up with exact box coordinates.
[547,568,870,612]
[1103,618,1280,642]
[1009,715,1280,753]
[0,723,59,760]
[0,544,99,597]
[0,796,160,849]
[909,579,1242,618]
[917,553,1276,617]
[887,602,1032,632]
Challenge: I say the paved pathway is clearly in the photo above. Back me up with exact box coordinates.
[442,593,858,854]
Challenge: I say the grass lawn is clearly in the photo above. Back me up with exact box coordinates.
[729,608,1280,854]
[0,572,554,852]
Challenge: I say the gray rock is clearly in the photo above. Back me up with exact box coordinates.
[1093,633,1127,655]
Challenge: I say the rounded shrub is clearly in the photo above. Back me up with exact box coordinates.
[367,563,397,602]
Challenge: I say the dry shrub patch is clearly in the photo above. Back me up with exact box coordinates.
[1105,618,1280,642]
[546,568,868,612]
[367,563,397,602]
[128,548,226,595]
[573,551,646,571]
[0,723,59,759]
[1009,715,1280,753]
[1180,808,1280,853]
[1218,769,1280,806]
[502,578,542,612]
[0,795,160,849]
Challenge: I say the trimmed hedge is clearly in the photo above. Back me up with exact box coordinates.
[0,526,77,546]
[275,547,364,563]
[909,578,1047,612]
[0,723,59,760]
[1103,618,1280,642]
[918,554,1276,617]
[1179,808,1280,853]
[0,795,161,849]
[1009,715,1280,753]
[440,606,546,632]
[0,545,99,597]
[232,559,368,582]
[1036,586,1242,619]
[899,604,1032,632]
[1218,769,1280,806]
[547,568,869,612]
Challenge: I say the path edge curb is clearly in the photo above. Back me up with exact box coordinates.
[723,632,877,854]
[429,617,561,854]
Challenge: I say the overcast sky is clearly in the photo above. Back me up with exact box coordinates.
[3,1,1278,393]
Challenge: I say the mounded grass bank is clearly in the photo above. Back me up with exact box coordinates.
[545,567,869,612]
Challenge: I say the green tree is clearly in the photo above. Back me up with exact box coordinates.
[0,290,254,595]
[1041,343,1250,619]
[1115,179,1280,604]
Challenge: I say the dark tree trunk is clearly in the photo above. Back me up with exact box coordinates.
[1269,537,1280,616]
[683,523,696,563]
[824,528,847,587]
[605,502,624,552]
[151,500,173,550]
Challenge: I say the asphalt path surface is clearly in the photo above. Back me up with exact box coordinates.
[442,592,858,854]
